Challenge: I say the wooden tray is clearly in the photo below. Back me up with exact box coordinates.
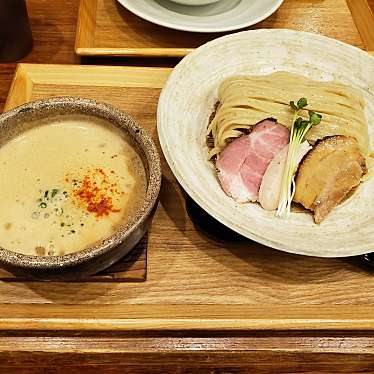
[75,0,374,58]
[2,63,374,370]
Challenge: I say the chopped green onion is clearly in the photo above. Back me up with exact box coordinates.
[55,207,64,216]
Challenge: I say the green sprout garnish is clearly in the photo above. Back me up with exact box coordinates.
[276,98,322,218]
[289,97,307,111]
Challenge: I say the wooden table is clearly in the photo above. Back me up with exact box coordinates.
[1,1,374,372]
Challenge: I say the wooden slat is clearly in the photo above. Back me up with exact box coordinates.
[3,65,170,107]
[26,64,170,88]
[347,0,374,50]
[4,64,34,111]
[0,335,372,372]
[75,0,365,57]
[75,0,98,52]
[0,305,372,331]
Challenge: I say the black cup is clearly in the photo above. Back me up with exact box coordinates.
[0,0,33,62]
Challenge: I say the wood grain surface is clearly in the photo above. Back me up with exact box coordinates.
[347,0,374,50]
[0,303,374,331]
[0,333,372,373]
[76,0,367,57]
[0,1,374,371]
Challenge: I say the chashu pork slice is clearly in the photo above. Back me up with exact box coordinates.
[216,119,289,202]
[293,136,366,223]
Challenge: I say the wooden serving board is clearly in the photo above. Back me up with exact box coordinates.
[75,0,374,58]
[2,63,374,370]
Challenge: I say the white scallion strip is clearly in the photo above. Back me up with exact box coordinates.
[277,99,322,218]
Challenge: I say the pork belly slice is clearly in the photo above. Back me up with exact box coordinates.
[216,119,289,202]
[293,136,366,223]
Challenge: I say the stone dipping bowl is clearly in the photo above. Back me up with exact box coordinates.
[0,97,162,280]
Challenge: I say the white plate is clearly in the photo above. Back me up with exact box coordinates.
[157,29,374,258]
[115,0,284,33]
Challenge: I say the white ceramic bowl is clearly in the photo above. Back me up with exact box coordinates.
[116,0,284,33]
[157,29,374,258]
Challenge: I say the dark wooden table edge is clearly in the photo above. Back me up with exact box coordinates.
[0,332,373,371]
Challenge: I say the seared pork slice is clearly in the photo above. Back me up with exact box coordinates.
[293,136,366,223]
[216,119,289,202]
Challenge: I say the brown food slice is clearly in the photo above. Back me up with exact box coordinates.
[293,136,366,223]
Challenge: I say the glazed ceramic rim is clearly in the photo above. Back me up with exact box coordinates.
[0,97,161,270]
[115,0,284,33]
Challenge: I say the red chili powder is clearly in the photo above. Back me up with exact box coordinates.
[73,168,121,217]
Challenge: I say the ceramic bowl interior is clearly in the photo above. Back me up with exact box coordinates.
[169,0,221,5]
[0,97,161,274]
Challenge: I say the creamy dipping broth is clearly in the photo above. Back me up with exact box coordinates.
[0,115,147,256]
